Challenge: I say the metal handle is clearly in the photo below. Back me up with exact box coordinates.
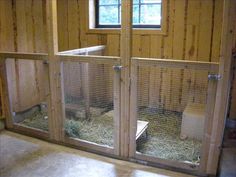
[208,74,221,81]
[113,65,123,71]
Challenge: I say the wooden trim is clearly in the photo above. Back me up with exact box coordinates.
[113,68,121,156]
[129,60,138,157]
[120,0,132,158]
[8,126,49,141]
[57,54,121,65]
[0,52,48,60]
[0,58,13,128]
[64,136,114,154]
[46,0,64,141]
[85,0,168,36]
[207,0,236,175]
[132,57,219,72]
[58,45,106,55]
[134,153,200,173]
[199,79,218,173]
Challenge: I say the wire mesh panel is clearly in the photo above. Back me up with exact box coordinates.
[6,58,49,132]
[62,61,115,147]
[135,65,209,165]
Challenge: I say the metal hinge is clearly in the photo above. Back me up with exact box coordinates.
[208,74,221,81]
[113,65,123,71]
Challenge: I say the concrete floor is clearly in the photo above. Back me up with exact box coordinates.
[218,148,236,177]
[0,131,195,177]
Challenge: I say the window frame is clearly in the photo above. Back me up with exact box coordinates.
[86,0,168,35]
[95,0,162,29]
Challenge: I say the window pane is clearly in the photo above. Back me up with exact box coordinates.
[99,6,119,25]
[133,5,139,24]
[99,0,119,5]
[133,0,139,4]
[140,4,161,25]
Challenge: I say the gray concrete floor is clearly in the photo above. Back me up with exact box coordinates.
[218,148,236,177]
[0,131,195,177]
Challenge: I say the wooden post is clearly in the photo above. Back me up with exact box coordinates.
[0,58,13,128]
[120,0,133,158]
[114,67,121,156]
[206,0,236,175]
[129,60,138,157]
[81,63,90,120]
[199,77,217,173]
[46,0,64,141]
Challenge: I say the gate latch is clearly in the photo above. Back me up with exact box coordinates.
[208,74,221,81]
[113,65,123,71]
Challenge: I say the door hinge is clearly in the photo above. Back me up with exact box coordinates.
[208,74,221,81]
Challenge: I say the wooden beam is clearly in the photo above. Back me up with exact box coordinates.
[120,0,133,158]
[46,0,64,141]
[57,54,120,65]
[132,57,219,73]
[0,58,13,128]
[0,52,48,60]
[206,0,236,175]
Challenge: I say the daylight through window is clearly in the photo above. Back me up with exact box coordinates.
[96,0,162,28]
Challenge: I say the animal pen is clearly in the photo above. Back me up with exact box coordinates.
[0,0,235,176]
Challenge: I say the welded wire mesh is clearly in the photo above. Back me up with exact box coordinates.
[135,65,209,165]
[7,58,49,132]
[62,61,114,147]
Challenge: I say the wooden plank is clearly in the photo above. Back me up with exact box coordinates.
[139,35,150,107]
[207,0,236,175]
[106,35,120,56]
[149,35,162,108]
[211,0,224,62]
[57,0,69,51]
[0,58,14,128]
[114,66,121,155]
[46,0,64,141]
[171,0,186,111]
[58,54,120,65]
[0,52,48,60]
[129,60,138,157]
[132,57,219,72]
[120,0,132,158]
[67,0,79,49]
[199,79,218,173]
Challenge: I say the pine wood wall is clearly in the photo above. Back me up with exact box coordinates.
[1,0,234,114]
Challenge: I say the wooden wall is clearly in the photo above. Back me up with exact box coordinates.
[0,0,232,113]
[57,0,223,112]
[0,0,47,112]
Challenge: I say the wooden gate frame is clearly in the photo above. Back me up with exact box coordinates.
[0,0,235,176]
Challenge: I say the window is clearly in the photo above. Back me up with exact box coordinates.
[96,0,162,28]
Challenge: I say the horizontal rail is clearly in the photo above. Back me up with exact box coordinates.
[132,57,219,72]
[58,45,106,55]
[0,52,48,60]
[57,54,121,65]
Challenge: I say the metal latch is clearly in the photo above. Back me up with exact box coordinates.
[208,74,221,81]
[113,65,123,71]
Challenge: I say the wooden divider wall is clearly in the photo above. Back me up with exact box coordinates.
[0,0,227,113]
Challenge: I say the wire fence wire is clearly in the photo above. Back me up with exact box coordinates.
[7,58,49,132]
[135,65,209,165]
[62,61,115,147]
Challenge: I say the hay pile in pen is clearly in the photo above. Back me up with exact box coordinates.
[65,110,114,147]
[16,99,201,164]
[19,110,48,131]
[137,107,201,163]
